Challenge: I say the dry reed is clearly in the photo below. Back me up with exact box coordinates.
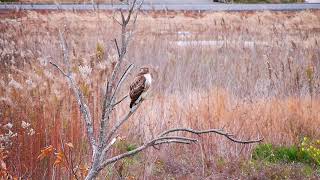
[0,9,319,178]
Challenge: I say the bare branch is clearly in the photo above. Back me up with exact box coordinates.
[111,64,134,102]
[99,12,134,154]
[99,64,134,154]
[52,31,97,154]
[49,62,68,77]
[120,10,125,25]
[99,142,149,170]
[160,128,263,144]
[99,127,262,170]
[132,10,139,26]
[111,9,123,26]
[99,98,143,164]
[153,136,198,143]
[99,137,118,162]
[125,0,137,24]
[105,101,143,143]
[112,95,128,107]
[137,0,144,9]
[97,2,139,163]
[100,81,112,143]
[160,128,224,137]
[154,140,193,145]
[124,1,143,46]
[98,8,135,152]
[58,30,72,75]
[99,6,138,144]
[108,0,141,87]
[99,138,194,171]
[112,16,122,26]
[114,39,121,58]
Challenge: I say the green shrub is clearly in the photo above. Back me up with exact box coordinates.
[252,143,312,164]
[275,145,299,162]
[252,143,275,162]
[115,139,138,153]
[126,143,137,152]
[301,137,320,166]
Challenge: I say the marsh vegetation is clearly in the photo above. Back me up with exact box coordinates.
[0,9,319,179]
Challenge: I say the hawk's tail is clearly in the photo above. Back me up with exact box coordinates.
[130,100,135,108]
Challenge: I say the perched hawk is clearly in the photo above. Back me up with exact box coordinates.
[129,67,152,108]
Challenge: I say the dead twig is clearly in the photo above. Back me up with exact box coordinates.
[160,128,263,144]
[112,95,128,107]
[50,32,96,154]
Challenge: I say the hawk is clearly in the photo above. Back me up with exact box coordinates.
[129,67,152,108]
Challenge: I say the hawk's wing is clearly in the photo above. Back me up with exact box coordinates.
[129,75,146,108]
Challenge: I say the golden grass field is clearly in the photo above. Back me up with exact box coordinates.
[0,9,320,179]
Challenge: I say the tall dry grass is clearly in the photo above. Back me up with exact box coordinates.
[0,10,320,178]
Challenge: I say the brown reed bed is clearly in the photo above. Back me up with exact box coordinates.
[0,10,319,179]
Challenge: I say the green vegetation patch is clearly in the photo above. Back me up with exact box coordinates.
[242,139,320,179]
[252,143,311,164]
[115,139,138,153]
[301,137,320,166]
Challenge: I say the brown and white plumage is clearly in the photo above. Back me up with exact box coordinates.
[129,67,152,108]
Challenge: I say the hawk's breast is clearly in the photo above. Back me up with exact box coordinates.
[141,73,152,99]
[144,73,152,87]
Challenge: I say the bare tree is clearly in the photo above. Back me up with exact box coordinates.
[50,1,263,179]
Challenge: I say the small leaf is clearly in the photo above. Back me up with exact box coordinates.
[128,176,136,180]
[65,142,74,149]
[0,160,6,170]
[53,151,64,166]
[37,145,54,160]
[79,164,89,177]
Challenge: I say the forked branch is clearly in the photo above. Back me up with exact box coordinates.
[50,31,96,154]
[98,127,263,170]
[98,1,142,159]
[160,128,263,144]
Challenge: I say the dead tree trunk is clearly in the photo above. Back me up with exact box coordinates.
[50,1,263,179]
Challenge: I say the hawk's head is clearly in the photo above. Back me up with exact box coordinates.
[138,67,149,75]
